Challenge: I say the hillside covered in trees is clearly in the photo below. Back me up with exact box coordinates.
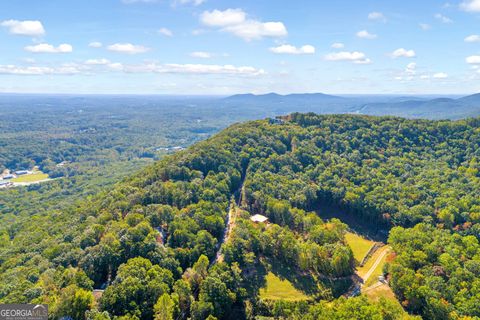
[1,113,480,319]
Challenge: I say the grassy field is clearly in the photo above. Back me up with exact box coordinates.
[363,283,409,317]
[259,272,309,301]
[11,172,49,183]
[364,283,398,304]
[345,232,375,263]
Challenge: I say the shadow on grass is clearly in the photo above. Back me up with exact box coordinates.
[243,261,268,298]
[243,257,355,300]
[316,202,388,242]
[268,258,319,296]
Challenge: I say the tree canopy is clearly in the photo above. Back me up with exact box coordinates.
[2,113,480,319]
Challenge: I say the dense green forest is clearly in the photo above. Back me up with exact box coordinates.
[2,111,480,319]
[0,96,260,251]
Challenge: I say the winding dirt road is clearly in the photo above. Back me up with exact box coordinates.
[361,247,389,283]
[214,204,236,264]
[212,171,246,265]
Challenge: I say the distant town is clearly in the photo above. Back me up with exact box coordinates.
[155,146,186,152]
[0,167,52,189]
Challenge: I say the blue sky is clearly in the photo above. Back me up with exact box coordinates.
[1,0,480,94]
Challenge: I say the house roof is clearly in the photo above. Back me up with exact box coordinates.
[250,214,268,223]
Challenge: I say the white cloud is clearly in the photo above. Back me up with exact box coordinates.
[107,43,150,54]
[391,48,416,58]
[460,0,480,12]
[0,64,81,75]
[190,51,212,58]
[107,62,124,71]
[173,0,205,6]
[368,12,386,22]
[325,51,371,64]
[25,43,73,53]
[88,41,103,48]
[269,44,315,55]
[419,23,431,30]
[1,20,45,36]
[356,30,377,39]
[200,8,246,27]
[354,58,372,65]
[200,8,287,41]
[108,61,265,76]
[0,61,264,77]
[433,72,448,79]
[395,62,422,81]
[0,65,52,75]
[331,42,344,49]
[420,75,430,80]
[434,13,453,23]
[85,58,111,65]
[466,55,480,64]
[161,63,265,75]
[224,21,287,41]
[405,62,417,75]
[465,34,480,42]
[158,28,173,37]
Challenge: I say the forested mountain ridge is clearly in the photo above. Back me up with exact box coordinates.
[1,113,480,319]
[223,93,480,120]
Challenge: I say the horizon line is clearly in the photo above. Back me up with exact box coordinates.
[0,92,473,97]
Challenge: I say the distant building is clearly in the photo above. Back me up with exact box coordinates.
[156,146,185,152]
[56,161,69,167]
[250,214,269,223]
[0,181,12,187]
[15,170,29,175]
[268,118,284,125]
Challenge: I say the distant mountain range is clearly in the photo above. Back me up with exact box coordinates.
[222,92,356,115]
[225,92,346,103]
[222,93,480,120]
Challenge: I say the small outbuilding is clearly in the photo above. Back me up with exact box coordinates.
[250,214,269,223]
[268,118,285,125]
[0,181,12,187]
